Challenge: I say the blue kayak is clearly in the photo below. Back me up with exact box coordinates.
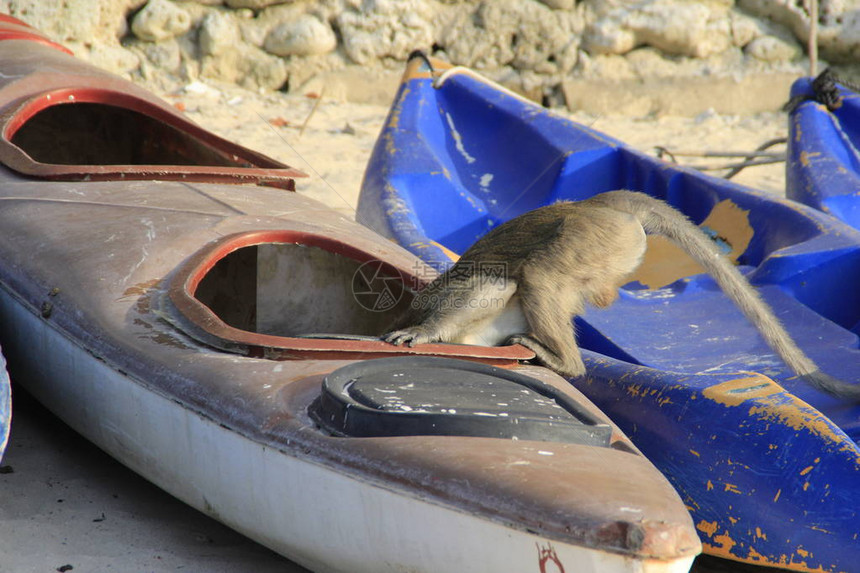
[787,74,860,230]
[358,57,860,571]
[0,347,9,463]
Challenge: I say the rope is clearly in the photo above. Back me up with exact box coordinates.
[655,138,787,179]
[783,68,860,113]
[723,137,787,180]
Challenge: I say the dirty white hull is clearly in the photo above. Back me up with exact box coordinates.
[0,289,693,573]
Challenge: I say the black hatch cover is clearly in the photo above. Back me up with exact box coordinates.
[310,356,613,446]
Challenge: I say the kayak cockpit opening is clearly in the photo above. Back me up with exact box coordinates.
[193,241,412,338]
[0,88,304,186]
[162,231,533,364]
[11,102,249,168]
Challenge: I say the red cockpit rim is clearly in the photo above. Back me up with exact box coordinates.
[0,17,73,55]
[0,87,306,186]
[163,230,533,365]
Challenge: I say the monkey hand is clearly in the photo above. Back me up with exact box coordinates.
[382,326,437,347]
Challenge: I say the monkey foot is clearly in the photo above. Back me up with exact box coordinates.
[505,334,586,379]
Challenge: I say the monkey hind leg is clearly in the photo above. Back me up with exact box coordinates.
[511,281,586,378]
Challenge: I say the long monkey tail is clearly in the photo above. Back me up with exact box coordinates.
[592,190,860,401]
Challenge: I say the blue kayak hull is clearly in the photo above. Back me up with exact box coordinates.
[358,60,860,571]
[787,77,860,231]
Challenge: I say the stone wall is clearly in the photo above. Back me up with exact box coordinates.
[2,0,859,111]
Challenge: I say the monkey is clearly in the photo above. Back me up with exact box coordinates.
[383,190,860,400]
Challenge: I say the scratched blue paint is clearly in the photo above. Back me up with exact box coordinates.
[357,63,860,571]
[787,77,860,231]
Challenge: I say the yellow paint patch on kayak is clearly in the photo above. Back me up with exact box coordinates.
[706,377,859,460]
[747,398,860,461]
[706,479,714,491]
[385,84,411,131]
[774,488,781,503]
[712,532,737,553]
[697,520,719,537]
[631,199,754,289]
[800,465,815,476]
[745,545,770,564]
[689,449,700,458]
[431,241,460,262]
[799,150,821,167]
[702,374,781,407]
[724,483,742,495]
[755,527,767,541]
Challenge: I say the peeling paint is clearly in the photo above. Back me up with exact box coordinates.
[711,532,737,553]
[445,112,476,164]
[723,483,742,495]
[697,520,718,537]
[630,199,754,289]
[702,375,780,407]
[799,150,821,167]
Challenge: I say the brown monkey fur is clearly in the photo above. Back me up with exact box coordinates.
[384,190,859,400]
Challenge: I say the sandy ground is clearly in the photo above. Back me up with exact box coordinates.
[161,78,788,214]
[0,77,793,572]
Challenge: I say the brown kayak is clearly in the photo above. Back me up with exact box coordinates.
[0,15,700,573]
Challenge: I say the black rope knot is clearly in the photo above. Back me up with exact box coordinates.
[811,68,843,111]
[784,68,856,113]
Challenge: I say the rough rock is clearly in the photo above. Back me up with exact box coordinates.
[225,0,290,9]
[237,2,309,47]
[729,9,764,47]
[83,43,142,76]
[199,11,242,57]
[201,44,288,91]
[739,0,860,61]
[538,0,576,9]
[437,0,583,73]
[336,0,434,65]
[264,14,337,56]
[1,0,827,111]
[129,37,183,72]
[745,34,801,62]
[584,0,733,58]
[131,0,192,43]
[0,0,145,44]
